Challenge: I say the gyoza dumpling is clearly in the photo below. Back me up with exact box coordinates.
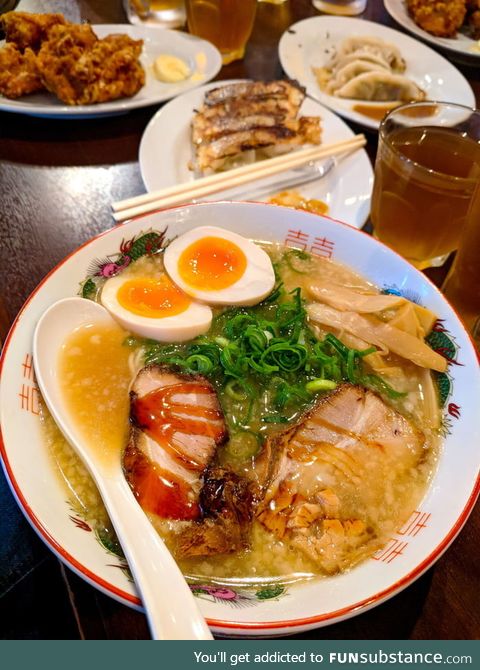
[331,49,392,72]
[327,36,406,73]
[335,71,425,102]
[326,59,390,95]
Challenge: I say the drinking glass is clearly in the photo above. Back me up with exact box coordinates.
[442,182,480,344]
[185,0,257,64]
[370,102,480,270]
[129,0,185,28]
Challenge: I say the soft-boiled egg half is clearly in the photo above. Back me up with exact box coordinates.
[100,273,212,342]
[163,226,275,306]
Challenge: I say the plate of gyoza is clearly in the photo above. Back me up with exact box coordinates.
[139,79,373,229]
[279,16,475,129]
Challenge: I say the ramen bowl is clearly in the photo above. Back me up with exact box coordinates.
[1,201,479,637]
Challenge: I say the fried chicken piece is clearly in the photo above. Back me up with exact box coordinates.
[36,25,145,105]
[407,0,467,37]
[0,44,44,99]
[0,11,66,52]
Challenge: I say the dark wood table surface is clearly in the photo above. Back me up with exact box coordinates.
[0,0,479,640]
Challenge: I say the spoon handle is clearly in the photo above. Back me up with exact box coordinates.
[97,472,213,640]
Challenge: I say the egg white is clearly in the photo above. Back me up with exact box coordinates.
[163,226,276,306]
[100,274,212,342]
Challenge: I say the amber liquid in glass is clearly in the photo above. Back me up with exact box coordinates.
[149,0,183,8]
[443,186,480,340]
[371,126,480,269]
[186,0,257,64]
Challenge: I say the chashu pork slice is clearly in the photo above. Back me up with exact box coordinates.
[123,365,227,522]
[123,364,254,558]
[257,384,426,573]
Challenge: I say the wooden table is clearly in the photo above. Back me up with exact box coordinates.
[0,0,479,640]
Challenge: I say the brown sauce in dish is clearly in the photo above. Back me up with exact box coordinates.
[353,103,438,122]
[352,103,400,121]
[397,103,439,119]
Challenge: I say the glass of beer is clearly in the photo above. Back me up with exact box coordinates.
[370,102,480,269]
[185,0,257,64]
[443,182,480,344]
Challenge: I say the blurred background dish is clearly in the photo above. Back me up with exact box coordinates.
[0,23,221,117]
[385,0,480,62]
[278,15,475,129]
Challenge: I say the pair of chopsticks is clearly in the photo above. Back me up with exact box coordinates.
[111,134,366,223]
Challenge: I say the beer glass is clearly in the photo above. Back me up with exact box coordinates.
[443,182,480,344]
[185,0,257,64]
[370,102,480,269]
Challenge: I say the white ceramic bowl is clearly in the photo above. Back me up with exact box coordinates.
[1,202,479,637]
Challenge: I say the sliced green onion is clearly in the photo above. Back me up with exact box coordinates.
[305,378,337,393]
[262,283,284,304]
[357,346,377,358]
[346,349,357,383]
[244,325,268,352]
[262,415,289,424]
[226,430,261,460]
[184,354,213,375]
[284,249,314,274]
[214,336,230,348]
[361,374,407,400]
[225,379,250,401]
[248,354,279,374]
[263,343,307,372]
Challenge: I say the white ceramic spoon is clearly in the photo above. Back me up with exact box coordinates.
[33,297,213,640]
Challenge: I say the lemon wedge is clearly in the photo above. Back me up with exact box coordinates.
[153,54,191,83]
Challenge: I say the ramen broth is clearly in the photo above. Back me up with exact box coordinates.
[58,322,132,463]
[45,246,440,583]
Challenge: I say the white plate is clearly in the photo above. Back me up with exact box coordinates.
[138,79,373,229]
[278,16,475,130]
[385,0,480,61]
[0,24,222,118]
[1,201,479,637]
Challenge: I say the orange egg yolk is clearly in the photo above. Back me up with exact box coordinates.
[116,275,191,318]
[177,236,247,291]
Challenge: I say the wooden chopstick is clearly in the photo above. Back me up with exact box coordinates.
[112,135,366,222]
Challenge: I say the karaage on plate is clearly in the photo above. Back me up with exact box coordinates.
[406,0,467,37]
[35,25,145,105]
[0,44,44,99]
[0,11,66,52]
[0,11,146,105]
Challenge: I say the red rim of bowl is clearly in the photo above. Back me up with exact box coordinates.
[1,200,479,632]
